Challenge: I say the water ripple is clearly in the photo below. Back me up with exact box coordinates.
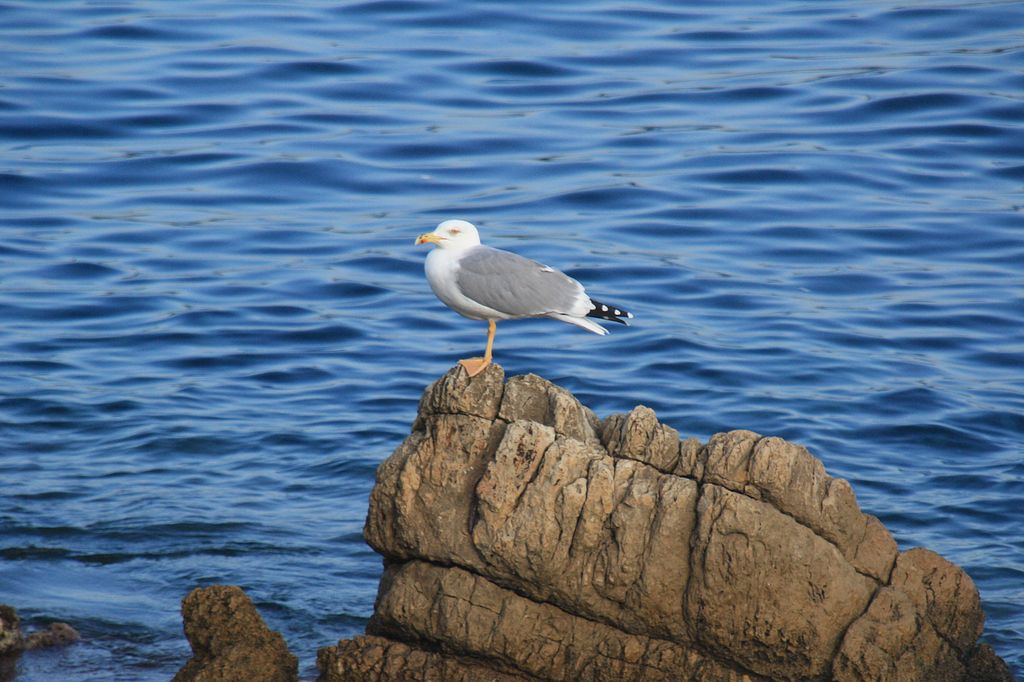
[1,0,1022,678]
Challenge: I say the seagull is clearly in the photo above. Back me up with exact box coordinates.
[415,219,632,377]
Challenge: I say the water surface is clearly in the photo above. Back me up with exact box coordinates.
[1,1,1022,678]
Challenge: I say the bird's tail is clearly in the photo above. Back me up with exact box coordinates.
[587,299,633,325]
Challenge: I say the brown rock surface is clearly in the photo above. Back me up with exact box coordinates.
[321,364,1011,681]
[687,484,876,678]
[173,585,297,682]
[0,604,79,658]
[23,622,80,650]
[889,548,984,656]
[318,635,528,682]
[0,606,21,658]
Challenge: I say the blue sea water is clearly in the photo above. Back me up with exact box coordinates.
[0,0,1021,678]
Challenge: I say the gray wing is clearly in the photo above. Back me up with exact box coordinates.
[455,245,586,317]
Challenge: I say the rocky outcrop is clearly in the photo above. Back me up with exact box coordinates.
[0,606,20,659]
[1,604,80,682]
[319,364,1013,682]
[0,604,79,657]
[22,622,80,651]
[173,585,297,682]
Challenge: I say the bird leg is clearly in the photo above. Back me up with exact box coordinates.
[459,319,496,377]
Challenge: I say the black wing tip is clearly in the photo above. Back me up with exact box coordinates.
[587,298,633,325]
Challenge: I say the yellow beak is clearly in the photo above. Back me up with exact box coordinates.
[415,232,444,245]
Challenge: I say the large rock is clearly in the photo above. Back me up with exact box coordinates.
[173,585,298,682]
[322,364,1012,681]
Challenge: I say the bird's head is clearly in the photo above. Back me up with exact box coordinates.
[415,219,481,250]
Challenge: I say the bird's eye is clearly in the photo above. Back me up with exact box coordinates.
[449,228,461,235]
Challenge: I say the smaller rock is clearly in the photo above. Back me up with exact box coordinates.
[0,605,23,657]
[173,585,297,682]
[24,622,80,650]
[0,605,79,659]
